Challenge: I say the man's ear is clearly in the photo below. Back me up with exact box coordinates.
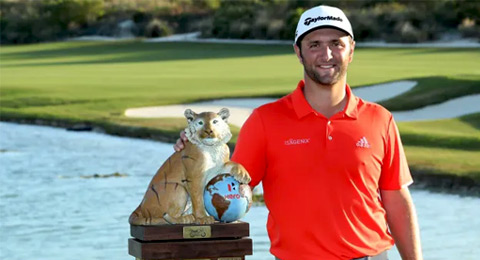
[218,108,230,122]
[184,109,197,122]
[293,44,304,65]
[349,39,355,63]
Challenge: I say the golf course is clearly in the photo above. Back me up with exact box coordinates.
[1,40,479,191]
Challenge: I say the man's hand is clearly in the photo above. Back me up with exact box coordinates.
[174,131,188,152]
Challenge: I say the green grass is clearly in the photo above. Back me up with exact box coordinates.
[405,146,480,181]
[398,113,480,182]
[1,41,479,115]
[1,41,479,182]
[379,76,480,111]
[398,113,480,151]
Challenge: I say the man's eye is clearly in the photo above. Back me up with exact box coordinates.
[332,41,343,47]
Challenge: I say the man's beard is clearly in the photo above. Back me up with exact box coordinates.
[304,63,347,86]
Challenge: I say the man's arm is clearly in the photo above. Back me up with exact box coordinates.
[381,187,423,260]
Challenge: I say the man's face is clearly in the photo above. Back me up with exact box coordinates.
[294,28,355,86]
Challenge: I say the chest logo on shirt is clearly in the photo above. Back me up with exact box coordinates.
[356,136,371,148]
[284,138,310,146]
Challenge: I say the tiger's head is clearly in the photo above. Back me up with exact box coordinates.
[184,108,232,147]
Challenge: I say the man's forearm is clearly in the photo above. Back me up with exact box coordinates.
[381,188,423,260]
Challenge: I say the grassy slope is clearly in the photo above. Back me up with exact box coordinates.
[1,41,479,181]
[399,113,480,181]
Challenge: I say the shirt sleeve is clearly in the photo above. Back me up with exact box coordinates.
[231,109,267,189]
[379,115,413,190]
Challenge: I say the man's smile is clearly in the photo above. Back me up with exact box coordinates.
[318,64,335,68]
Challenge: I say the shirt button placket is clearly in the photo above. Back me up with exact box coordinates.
[326,120,333,142]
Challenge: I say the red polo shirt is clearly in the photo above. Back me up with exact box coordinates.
[232,80,413,260]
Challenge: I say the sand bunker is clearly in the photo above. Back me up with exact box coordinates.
[125,80,479,126]
[393,94,480,122]
[125,80,414,126]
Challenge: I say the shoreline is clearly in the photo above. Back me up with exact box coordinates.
[2,117,478,197]
[410,170,480,197]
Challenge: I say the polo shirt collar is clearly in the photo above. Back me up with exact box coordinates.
[292,80,358,119]
[343,83,358,119]
[292,80,313,119]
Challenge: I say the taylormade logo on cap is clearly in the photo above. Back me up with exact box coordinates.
[295,5,354,44]
[304,16,343,26]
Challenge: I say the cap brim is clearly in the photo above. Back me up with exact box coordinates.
[296,25,352,45]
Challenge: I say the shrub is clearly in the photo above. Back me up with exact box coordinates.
[281,7,303,40]
[347,8,382,41]
[209,0,258,39]
[1,0,477,44]
[394,21,428,43]
[347,2,439,42]
[207,0,294,40]
[0,0,104,44]
[250,9,269,39]
[266,19,284,39]
[144,18,172,38]
[459,18,480,38]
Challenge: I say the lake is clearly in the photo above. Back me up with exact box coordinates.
[0,122,478,260]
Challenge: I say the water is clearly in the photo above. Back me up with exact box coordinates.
[1,122,479,260]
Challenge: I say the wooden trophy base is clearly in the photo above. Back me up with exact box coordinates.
[129,221,252,260]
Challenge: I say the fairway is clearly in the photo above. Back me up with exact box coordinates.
[1,41,479,182]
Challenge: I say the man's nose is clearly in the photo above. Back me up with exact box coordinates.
[319,45,333,61]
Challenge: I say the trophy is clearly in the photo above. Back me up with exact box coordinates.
[128,108,253,260]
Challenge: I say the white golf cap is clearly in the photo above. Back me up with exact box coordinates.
[295,5,354,44]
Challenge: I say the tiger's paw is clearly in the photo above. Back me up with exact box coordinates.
[225,162,251,184]
[231,168,251,184]
[195,215,215,225]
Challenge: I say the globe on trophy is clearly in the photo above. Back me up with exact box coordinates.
[204,173,253,223]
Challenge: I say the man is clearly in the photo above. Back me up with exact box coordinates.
[176,5,422,260]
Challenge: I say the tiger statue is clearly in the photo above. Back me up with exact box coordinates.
[129,108,251,225]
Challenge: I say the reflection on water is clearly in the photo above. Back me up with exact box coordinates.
[0,122,479,260]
